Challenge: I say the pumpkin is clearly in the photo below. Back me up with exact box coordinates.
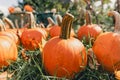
[48,15,75,38]
[0,19,19,45]
[77,10,102,43]
[21,28,43,50]
[3,29,19,44]
[0,36,18,68]
[92,11,120,72]
[36,23,48,39]
[24,4,33,12]
[36,27,48,39]
[20,12,47,50]
[8,7,14,14]
[42,13,87,78]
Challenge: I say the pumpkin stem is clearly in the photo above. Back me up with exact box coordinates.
[86,10,92,25]
[39,23,45,28]
[59,13,74,39]
[56,14,62,26]
[2,17,15,29]
[108,11,120,32]
[47,17,56,26]
[0,19,6,31]
[26,12,36,28]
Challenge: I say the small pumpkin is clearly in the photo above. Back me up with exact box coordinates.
[92,11,120,72]
[24,4,33,12]
[48,15,75,38]
[21,28,43,50]
[42,13,87,78]
[77,10,102,43]
[20,12,47,50]
[0,36,18,68]
[8,7,15,14]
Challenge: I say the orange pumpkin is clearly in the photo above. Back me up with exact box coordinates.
[35,23,48,39]
[49,25,75,38]
[0,36,18,68]
[5,29,20,44]
[37,28,48,39]
[77,10,102,43]
[24,4,33,12]
[92,11,120,72]
[20,11,48,50]
[42,13,87,78]
[8,6,15,13]
[49,15,75,38]
[21,28,43,50]
[0,21,19,45]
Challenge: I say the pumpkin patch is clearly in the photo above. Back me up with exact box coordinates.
[0,0,119,80]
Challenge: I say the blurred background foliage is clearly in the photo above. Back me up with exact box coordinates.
[16,0,118,32]
[18,0,120,30]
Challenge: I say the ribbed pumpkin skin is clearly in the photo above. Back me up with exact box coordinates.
[36,28,48,39]
[0,36,18,68]
[49,25,75,38]
[77,24,102,41]
[21,28,43,50]
[92,32,120,72]
[43,36,87,78]
[6,29,19,44]
[0,29,19,44]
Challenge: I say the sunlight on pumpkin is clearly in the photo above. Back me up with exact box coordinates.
[38,37,47,52]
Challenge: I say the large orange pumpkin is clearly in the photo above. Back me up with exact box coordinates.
[0,36,18,68]
[92,11,120,72]
[77,10,102,43]
[42,13,87,79]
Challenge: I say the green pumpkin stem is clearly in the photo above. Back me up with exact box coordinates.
[86,10,92,25]
[108,11,120,32]
[60,13,74,39]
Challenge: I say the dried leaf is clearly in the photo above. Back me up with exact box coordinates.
[0,71,13,80]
